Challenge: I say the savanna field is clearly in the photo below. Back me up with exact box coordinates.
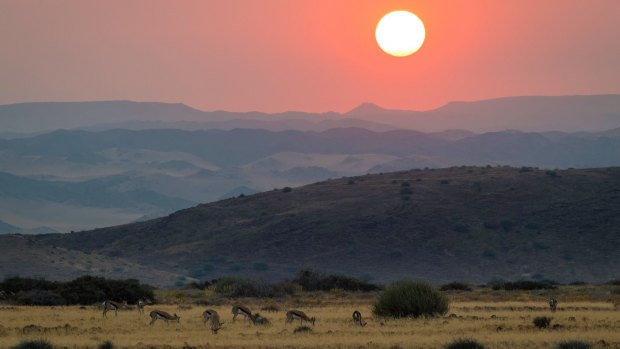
[1,286,619,349]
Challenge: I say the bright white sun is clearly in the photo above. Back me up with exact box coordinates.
[375,10,426,57]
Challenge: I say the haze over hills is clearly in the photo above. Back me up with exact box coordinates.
[2,95,620,134]
[8,166,618,285]
[2,126,620,232]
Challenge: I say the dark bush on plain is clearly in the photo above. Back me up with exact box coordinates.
[295,269,381,292]
[554,341,592,349]
[15,289,66,306]
[533,316,552,329]
[607,279,620,286]
[373,280,448,318]
[98,341,115,349]
[293,325,312,333]
[282,187,292,192]
[490,280,556,290]
[10,339,54,349]
[0,276,155,305]
[213,277,293,298]
[444,338,485,349]
[440,282,472,292]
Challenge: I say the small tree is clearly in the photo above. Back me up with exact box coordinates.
[373,280,448,318]
[533,316,552,329]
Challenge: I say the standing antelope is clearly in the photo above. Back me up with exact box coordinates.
[149,310,180,325]
[286,310,316,326]
[352,310,367,327]
[210,312,224,334]
[549,298,558,312]
[102,300,125,317]
[137,300,145,315]
[232,304,256,323]
[202,309,218,325]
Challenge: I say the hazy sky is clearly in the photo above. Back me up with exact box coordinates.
[1,0,619,112]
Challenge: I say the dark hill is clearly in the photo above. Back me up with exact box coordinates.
[33,166,620,285]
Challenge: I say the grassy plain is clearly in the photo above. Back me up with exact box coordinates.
[0,287,619,349]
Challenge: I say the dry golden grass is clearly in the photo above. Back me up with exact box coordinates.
[0,298,618,349]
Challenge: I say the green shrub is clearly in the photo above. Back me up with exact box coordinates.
[11,339,54,349]
[554,341,591,349]
[440,282,472,291]
[444,338,485,349]
[373,280,448,318]
[295,269,380,292]
[282,187,292,193]
[533,316,552,329]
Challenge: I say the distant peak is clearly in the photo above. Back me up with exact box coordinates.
[346,102,388,115]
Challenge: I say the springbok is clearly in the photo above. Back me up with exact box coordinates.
[232,304,257,324]
[285,310,316,326]
[352,310,367,327]
[202,309,218,325]
[149,310,180,325]
[210,312,224,334]
[137,300,145,315]
[549,298,558,312]
[102,300,125,317]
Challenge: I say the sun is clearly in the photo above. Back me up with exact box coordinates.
[375,10,426,57]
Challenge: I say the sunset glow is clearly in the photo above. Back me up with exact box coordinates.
[375,11,426,57]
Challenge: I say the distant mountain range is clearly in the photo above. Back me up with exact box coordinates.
[2,95,620,133]
[8,166,619,286]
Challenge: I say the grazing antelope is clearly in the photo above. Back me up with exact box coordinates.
[202,309,218,325]
[352,310,367,327]
[549,298,558,312]
[137,300,145,315]
[210,312,224,334]
[232,304,255,323]
[149,310,180,325]
[285,310,316,326]
[102,300,125,317]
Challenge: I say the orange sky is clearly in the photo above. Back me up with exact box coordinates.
[1,0,619,113]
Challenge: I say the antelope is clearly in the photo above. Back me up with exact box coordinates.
[149,310,180,325]
[286,310,316,326]
[202,309,218,325]
[210,312,224,334]
[352,310,367,327]
[549,298,558,312]
[102,300,125,317]
[137,300,145,315]
[232,304,256,323]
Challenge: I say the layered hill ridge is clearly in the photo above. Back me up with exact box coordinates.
[28,166,620,285]
[3,94,620,133]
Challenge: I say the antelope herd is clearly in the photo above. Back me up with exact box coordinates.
[98,298,561,334]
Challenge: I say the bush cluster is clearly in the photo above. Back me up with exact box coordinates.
[554,341,591,349]
[213,277,295,298]
[533,316,552,329]
[440,282,472,292]
[0,276,155,305]
[294,269,381,292]
[489,280,557,290]
[444,338,485,349]
[11,339,54,349]
[373,280,448,318]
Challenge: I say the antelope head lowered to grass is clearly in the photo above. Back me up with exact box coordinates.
[286,310,316,326]
[202,309,218,325]
[210,312,224,334]
[149,310,180,325]
[352,310,367,327]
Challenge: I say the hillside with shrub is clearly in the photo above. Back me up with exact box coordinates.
[11,166,620,284]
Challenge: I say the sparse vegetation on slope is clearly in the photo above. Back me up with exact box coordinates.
[21,166,620,284]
